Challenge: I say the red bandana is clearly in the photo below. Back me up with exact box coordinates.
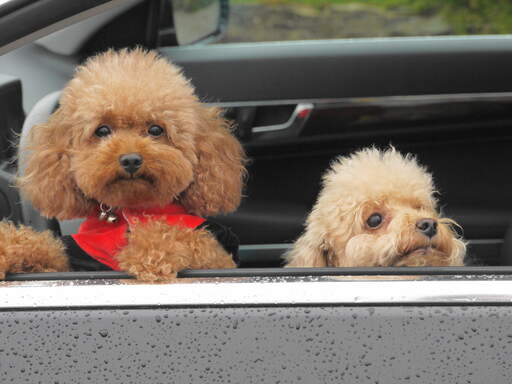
[71,204,205,271]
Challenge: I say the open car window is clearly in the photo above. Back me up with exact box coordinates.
[220,0,512,43]
[0,0,510,281]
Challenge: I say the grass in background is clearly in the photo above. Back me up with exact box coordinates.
[231,0,512,34]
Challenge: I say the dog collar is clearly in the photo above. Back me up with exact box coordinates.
[71,203,206,270]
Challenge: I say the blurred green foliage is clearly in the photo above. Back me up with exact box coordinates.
[395,0,512,34]
[232,0,512,34]
[173,0,215,12]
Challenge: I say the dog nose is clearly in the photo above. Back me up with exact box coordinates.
[416,218,437,238]
[119,153,143,175]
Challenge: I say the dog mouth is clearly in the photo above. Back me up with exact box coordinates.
[396,242,446,263]
[107,174,156,186]
[402,245,438,257]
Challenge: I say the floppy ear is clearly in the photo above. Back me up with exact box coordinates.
[444,220,466,266]
[285,198,361,268]
[17,111,94,220]
[180,106,246,217]
[449,238,466,266]
[285,231,328,267]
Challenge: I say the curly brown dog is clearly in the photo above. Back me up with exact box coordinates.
[285,147,465,267]
[0,48,245,281]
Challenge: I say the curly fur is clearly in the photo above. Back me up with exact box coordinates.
[0,221,68,279]
[117,220,236,281]
[0,48,245,280]
[285,147,466,267]
[18,48,245,218]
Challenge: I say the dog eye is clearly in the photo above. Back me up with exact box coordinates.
[366,213,383,228]
[95,125,112,138]
[148,125,164,137]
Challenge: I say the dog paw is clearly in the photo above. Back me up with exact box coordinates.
[0,254,8,280]
[0,221,69,277]
[0,222,15,279]
[116,220,235,281]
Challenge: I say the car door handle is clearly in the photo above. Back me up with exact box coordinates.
[252,103,314,134]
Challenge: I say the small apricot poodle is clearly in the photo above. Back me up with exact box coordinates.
[0,48,245,281]
[285,147,465,267]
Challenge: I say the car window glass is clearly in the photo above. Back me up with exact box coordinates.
[219,0,512,43]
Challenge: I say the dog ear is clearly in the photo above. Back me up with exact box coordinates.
[447,232,466,266]
[285,198,361,268]
[180,106,246,217]
[438,218,466,266]
[17,113,94,220]
[285,231,328,267]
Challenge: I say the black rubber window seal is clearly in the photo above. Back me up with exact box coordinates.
[4,266,512,281]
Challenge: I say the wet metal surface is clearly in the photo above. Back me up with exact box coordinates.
[1,275,512,308]
[1,306,512,383]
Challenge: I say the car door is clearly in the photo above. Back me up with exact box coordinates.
[156,4,512,267]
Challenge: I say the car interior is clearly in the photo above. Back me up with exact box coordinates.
[1,0,512,280]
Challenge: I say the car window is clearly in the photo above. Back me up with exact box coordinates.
[219,0,512,43]
[0,0,510,280]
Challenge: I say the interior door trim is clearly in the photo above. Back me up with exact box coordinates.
[163,36,512,102]
[206,92,512,108]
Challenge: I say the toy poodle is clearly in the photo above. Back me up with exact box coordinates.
[0,48,245,281]
[285,147,465,267]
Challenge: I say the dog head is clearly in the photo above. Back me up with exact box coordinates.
[286,147,465,267]
[18,48,246,219]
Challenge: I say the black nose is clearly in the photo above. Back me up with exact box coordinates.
[119,153,143,175]
[416,218,438,238]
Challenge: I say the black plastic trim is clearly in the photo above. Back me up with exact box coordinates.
[0,0,118,54]
[5,271,134,281]
[5,266,512,281]
[178,266,512,278]
[163,36,512,102]
[0,169,23,225]
[0,0,35,18]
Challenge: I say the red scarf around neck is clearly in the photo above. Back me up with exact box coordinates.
[71,203,205,270]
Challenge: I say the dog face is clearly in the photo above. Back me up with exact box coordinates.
[286,148,465,267]
[328,195,463,267]
[18,49,245,219]
[70,92,197,210]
